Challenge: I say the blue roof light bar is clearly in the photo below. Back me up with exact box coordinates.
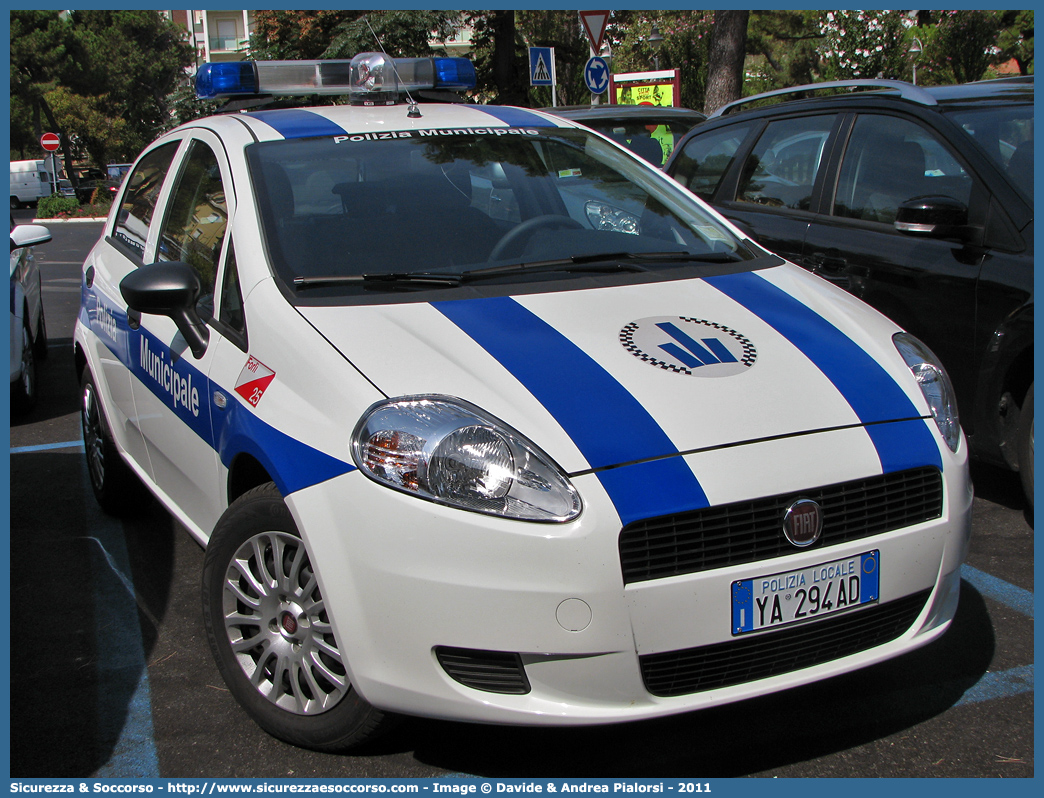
[195,54,477,102]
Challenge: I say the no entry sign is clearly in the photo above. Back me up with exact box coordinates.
[41,132,60,151]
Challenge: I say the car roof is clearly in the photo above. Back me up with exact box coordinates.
[710,76,1033,120]
[541,104,706,122]
[182,102,577,144]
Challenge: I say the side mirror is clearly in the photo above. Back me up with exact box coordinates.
[120,262,210,359]
[10,224,52,252]
[894,196,975,242]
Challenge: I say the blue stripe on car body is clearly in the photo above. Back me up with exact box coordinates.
[83,288,354,496]
[472,106,560,128]
[705,270,943,472]
[244,108,348,139]
[433,295,710,525]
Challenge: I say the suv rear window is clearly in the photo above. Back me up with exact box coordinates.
[944,103,1033,199]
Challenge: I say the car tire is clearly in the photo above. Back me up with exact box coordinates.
[201,483,395,752]
[80,369,151,515]
[33,303,48,360]
[11,318,36,414]
[1018,383,1033,508]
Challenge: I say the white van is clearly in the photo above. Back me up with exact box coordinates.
[10,160,74,208]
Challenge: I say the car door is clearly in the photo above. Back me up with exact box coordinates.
[670,114,842,265]
[801,112,985,411]
[84,141,182,475]
[127,131,236,537]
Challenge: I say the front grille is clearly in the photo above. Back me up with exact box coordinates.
[640,589,931,697]
[435,647,531,695]
[620,467,942,584]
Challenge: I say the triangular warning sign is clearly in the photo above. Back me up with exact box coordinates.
[534,53,551,82]
[580,10,610,53]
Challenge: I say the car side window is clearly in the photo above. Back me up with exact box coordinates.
[834,115,972,225]
[113,142,179,260]
[671,123,752,200]
[735,115,835,211]
[156,140,228,321]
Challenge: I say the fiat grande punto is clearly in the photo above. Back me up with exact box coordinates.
[73,54,972,752]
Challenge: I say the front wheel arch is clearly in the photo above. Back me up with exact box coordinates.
[201,482,396,751]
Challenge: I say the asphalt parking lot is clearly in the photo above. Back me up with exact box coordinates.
[7,214,1034,779]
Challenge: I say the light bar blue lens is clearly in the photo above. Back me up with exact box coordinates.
[433,58,477,90]
[196,62,258,99]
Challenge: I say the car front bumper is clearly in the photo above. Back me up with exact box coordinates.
[287,429,973,726]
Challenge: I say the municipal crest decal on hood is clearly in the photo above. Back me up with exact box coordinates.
[620,316,757,377]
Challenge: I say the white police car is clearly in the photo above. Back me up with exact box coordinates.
[11,219,51,412]
[73,54,972,752]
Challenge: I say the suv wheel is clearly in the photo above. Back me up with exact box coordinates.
[1018,383,1034,508]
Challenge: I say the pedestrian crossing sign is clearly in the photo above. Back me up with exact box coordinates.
[529,47,555,87]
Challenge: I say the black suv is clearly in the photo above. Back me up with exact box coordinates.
[666,78,1034,502]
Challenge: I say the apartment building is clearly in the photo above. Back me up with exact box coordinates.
[165,10,255,68]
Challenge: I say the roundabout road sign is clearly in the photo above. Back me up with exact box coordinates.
[584,57,610,95]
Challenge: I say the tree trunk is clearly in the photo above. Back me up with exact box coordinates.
[704,10,749,115]
[492,10,526,106]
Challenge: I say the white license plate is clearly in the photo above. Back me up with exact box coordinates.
[731,551,880,635]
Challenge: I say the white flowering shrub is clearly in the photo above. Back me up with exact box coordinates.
[818,10,914,80]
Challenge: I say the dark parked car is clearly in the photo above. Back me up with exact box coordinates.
[666,77,1034,502]
[542,103,705,167]
[71,167,105,203]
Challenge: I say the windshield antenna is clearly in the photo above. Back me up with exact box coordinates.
[365,16,422,118]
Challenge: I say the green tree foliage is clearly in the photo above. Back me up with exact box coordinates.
[453,11,527,106]
[609,11,715,110]
[996,10,1034,76]
[745,11,823,94]
[71,10,194,156]
[43,86,129,170]
[250,10,460,61]
[516,10,588,106]
[10,10,193,167]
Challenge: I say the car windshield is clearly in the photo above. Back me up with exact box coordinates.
[247,127,754,299]
[581,118,700,166]
[943,102,1033,199]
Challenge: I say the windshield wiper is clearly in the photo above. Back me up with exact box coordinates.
[460,250,738,280]
[293,251,740,290]
[293,272,464,289]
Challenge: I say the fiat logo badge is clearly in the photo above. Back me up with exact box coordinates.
[783,499,823,547]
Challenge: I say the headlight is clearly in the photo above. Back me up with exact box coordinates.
[893,333,961,453]
[352,396,582,522]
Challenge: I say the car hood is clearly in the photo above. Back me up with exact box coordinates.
[298,265,938,480]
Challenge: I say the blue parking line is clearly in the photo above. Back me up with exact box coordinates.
[10,439,85,454]
[79,463,160,777]
[955,664,1034,707]
[79,462,161,777]
[961,564,1034,618]
[9,436,1033,760]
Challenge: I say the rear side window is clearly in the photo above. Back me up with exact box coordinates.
[670,123,752,200]
[113,142,179,260]
[736,115,835,211]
